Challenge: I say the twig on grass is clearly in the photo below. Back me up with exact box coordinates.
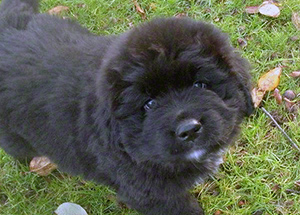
[261,107,300,152]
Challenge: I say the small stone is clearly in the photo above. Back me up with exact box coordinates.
[283,90,296,100]
[55,202,88,215]
[237,38,247,47]
[290,36,299,41]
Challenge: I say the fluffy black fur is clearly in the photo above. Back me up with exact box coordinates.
[0,0,254,214]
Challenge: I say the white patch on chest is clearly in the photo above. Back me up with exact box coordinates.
[186,149,206,160]
[192,149,226,185]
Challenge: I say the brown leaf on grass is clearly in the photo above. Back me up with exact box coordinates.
[30,156,57,176]
[258,67,282,91]
[290,71,300,78]
[133,0,146,20]
[245,6,259,14]
[251,87,265,108]
[273,88,282,104]
[258,1,280,18]
[252,67,282,108]
[48,5,69,15]
[292,13,300,30]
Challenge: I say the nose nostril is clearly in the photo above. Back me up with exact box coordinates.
[193,124,202,133]
[176,119,202,141]
[179,132,188,140]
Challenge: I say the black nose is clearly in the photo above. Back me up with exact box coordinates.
[176,119,202,142]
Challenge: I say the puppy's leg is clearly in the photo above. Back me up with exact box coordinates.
[0,130,37,162]
[117,190,204,215]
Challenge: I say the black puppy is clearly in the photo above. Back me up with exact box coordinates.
[0,0,253,214]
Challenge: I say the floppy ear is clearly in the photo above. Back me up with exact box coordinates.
[193,22,254,116]
[234,73,254,116]
[224,52,254,116]
[106,69,124,111]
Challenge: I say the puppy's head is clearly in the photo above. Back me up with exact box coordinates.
[99,18,253,164]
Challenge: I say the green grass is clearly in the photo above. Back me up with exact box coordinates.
[1,0,300,214]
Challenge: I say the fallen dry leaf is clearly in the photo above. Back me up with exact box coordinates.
[245,6,259,14]
[48,5,69,15]
[252,67,282,108]
[30,156,57,176]
[292,12,300,30]
[258,1,280,18]
[290,71,300,78]
[252,87,265,108]
[133,0,146,20]
[258,67,282,91]
[273,88,282,104]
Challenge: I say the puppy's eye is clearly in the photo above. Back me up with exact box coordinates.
[194,82,207,89]
[144,99,157,111]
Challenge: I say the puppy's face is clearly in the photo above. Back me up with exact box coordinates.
[101,18,253,164]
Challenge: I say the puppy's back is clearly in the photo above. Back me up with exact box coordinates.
[0,0,113,170]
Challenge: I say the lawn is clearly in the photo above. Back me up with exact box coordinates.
[0,0,300,214]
